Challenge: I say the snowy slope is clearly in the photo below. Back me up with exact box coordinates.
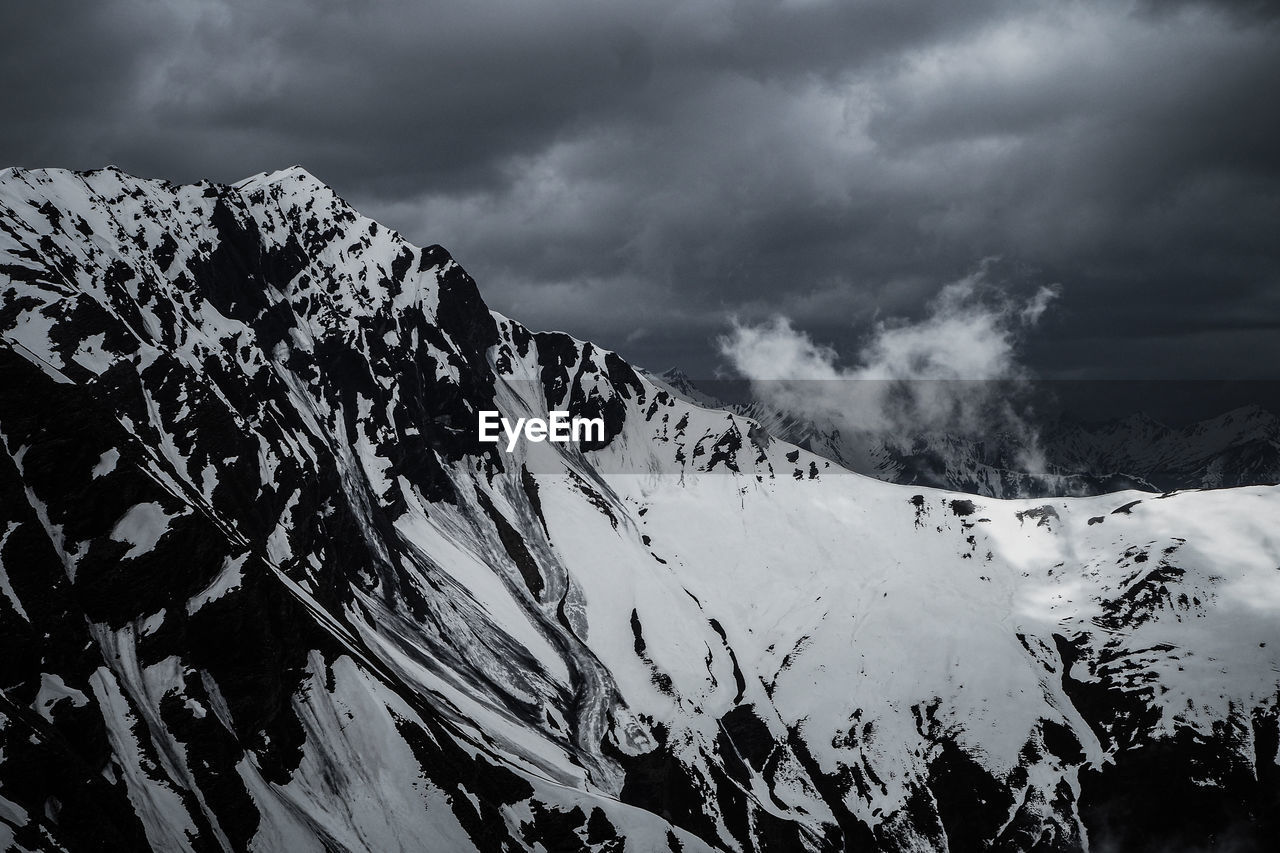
[1,166,1277,852]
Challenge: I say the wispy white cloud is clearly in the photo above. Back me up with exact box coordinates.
[718,261,1058,457]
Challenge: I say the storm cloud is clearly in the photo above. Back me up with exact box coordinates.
[3,0,1277,378]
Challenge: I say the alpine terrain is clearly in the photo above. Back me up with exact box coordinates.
[1,166,1277,852]
[649,370,1280,499]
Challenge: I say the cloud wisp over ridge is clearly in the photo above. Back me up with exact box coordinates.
[719,262,1059,469]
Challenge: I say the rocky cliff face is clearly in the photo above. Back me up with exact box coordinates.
[1,166,1277,852]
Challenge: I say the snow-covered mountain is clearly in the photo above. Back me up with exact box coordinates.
[650,370,1280,499]
[1,166,1277,852]
[1050,407,1280,492]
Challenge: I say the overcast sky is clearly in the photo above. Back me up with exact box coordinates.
[3,0,1278,379]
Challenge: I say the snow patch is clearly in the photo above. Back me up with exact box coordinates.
[92,448,120,478]
[0,521,30,620]
[34,672,90,722]
[186,554,247,614]
[109,501,174,558]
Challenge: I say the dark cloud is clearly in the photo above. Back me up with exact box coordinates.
[2,0,1277,379]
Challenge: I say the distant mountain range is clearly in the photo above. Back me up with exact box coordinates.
[651,368,1280,498]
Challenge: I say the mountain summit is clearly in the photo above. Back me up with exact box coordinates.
[2,167,1278,852]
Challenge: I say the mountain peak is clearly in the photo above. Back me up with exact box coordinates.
[1221,402,1275,421]
[235,164,329,192]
